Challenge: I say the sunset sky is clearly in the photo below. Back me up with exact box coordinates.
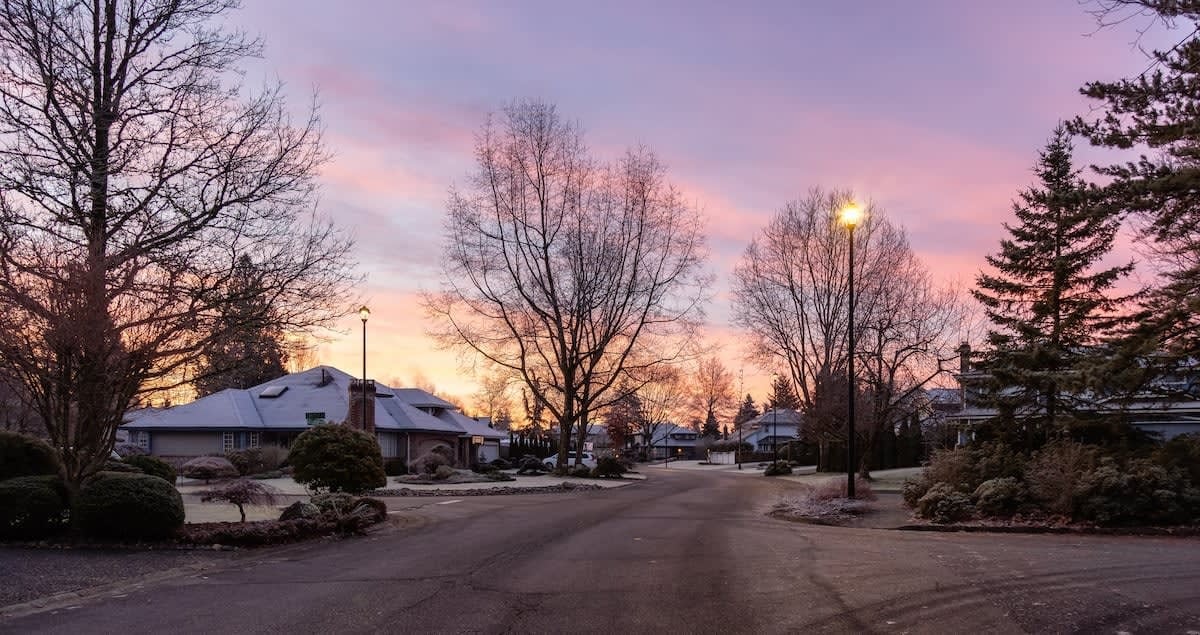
[232,1,1173,409]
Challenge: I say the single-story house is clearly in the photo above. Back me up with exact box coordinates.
[120,366,504,466]
[644,424,700,460]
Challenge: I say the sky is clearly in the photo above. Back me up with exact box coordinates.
[229,0,1175,409]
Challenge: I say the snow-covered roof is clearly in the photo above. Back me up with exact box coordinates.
[121,365,501,438]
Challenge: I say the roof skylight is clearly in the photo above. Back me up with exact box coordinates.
[258,385,288,398]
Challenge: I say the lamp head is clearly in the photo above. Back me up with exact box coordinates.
[359,305,370,322]
[839,202,864,229]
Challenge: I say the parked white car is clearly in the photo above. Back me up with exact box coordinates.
[544,451,597,470]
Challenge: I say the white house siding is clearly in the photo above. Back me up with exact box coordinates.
[152,432,221,459]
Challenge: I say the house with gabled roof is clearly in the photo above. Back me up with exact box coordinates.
[120,366,504,466]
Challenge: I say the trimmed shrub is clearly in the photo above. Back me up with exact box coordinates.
[102,459,143,474]
[916,483,974,523]
[972,477,1026,518]
[123,455,177,484]
[289,424,386,494]
[225,448,265,476]
[199,479,281,523]
[76,473,185,541]
[570,466,592,478]
[516,456,549,475]
[489,458,512,470]
[1074,458,1200,526]
[250,470,284,480]
[383,457,408,476]
[764,462,792,476]
[923,448,975,491]
[433,464,456,481]
[0,431,60,481]
[1153,433,1200,486]
[1025,441,1097,516]
[278,501,320,522]
[182,456,239,482]
[901,473,933,509]
[112,442,148,458]
[592,456,626,479]
[485,471,516,482]
[472,462,498,474]
[0,475,69,539]
[259,445,288,471]
[410,451,451,475]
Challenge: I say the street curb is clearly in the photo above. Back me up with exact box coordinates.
[893,523,1200,537]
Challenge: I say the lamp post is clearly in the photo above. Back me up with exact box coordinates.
[839,202,863,499]
[359,305,370,430]
[771,372,779,466]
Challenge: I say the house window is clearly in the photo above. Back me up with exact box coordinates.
[133,431,149,451]
[222,432,235,452]
[248,432,260,449]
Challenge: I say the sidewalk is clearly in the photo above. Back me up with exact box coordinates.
[177,472,646,523]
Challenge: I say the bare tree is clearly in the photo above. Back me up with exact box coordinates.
[426,100,709,469]
[0,0,357,490]
[634,365,689,459]
[471,371,513,422]
[731,188,962,474]
[692,354,734,431]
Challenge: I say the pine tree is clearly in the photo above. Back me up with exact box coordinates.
[1069,3,1200,374]
[194,256,289,396]
[733,394,759,428]
[766,375,801,411]
[972,126,1132,446]
[701,409,720,438]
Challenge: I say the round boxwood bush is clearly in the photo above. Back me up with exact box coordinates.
[0,475,69,539]
[289,425,386,494]
[76,472,185,541]
[0,431,60,481]
[123,455,178,484]
[763,462,793,477]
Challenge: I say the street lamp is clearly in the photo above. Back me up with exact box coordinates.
[359,305,370,430]
[839,202,863,499]
[771,372,779,466]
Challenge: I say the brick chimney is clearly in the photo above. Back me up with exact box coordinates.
[957,342,972,374]
[347,379,376,433]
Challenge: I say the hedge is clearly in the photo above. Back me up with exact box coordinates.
[0,431,60,481]
[0,475,69,540]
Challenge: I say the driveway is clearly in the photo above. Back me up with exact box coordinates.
[3,469,1198,633]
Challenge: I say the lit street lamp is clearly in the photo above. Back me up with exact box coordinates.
[359,305,370,430]
[839,202,863,499]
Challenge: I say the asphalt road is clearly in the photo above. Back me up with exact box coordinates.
[3,468,1199,634]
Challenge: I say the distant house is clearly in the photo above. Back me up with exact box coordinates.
[120,366,504,466]
[945,344,1200,443]
[742,409,802,453]
[643,424,700,460]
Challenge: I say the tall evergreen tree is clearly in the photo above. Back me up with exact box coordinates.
[766,375,801,411]
[1069,2,1200,374]
[972,126,1132,445]
[734,394,759,428]
[701,409,720,438]
[194,256,289,396]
